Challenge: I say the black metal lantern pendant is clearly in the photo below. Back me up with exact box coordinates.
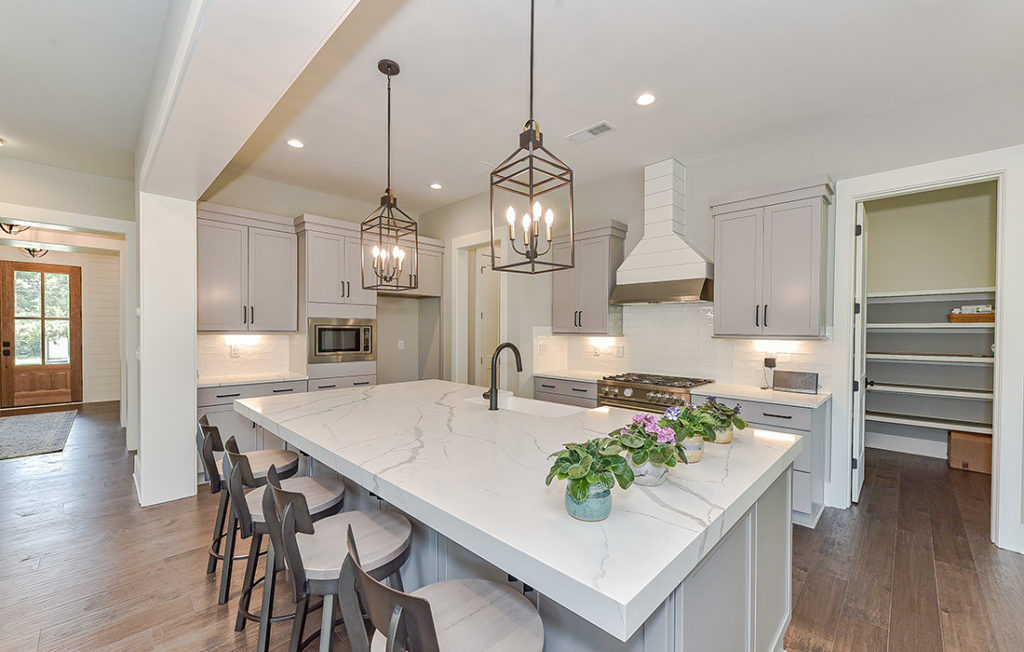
[490,0,574,274]
[361,59,419,291]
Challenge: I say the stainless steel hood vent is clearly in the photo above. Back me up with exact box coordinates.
[611,159,714,303]
[609,278,713,304]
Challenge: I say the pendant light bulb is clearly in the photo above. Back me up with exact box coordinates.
[506,206,516,225]
[544,208,554,225]
[532,201,542,219]
[372,244,381,259]
[521,213,531,232]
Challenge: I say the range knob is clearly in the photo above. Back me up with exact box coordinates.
[623,388,633,398]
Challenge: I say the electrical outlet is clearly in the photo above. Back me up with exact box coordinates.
[764,356,776,369]
[397,340,405,350]
[616,346,624,358]
[229,345,240,359]
[593,346,600,357]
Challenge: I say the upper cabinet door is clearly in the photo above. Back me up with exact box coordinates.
[343,237,377,306]
[762,199,823,338]
[248,228,297,331]
[551,240,579,333]
[414,250,443,297]
[714,208,763,337]
[307,232,344,304]
[577,237,612,334]
[198,221,248,331]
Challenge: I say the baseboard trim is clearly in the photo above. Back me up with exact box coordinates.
[865,431,947,459]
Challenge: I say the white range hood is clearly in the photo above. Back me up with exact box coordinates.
[609,159,713,304]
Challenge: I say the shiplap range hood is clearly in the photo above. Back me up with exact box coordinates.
[609,159,714,304]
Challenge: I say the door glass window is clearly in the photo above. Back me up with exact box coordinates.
[13,270,71,366]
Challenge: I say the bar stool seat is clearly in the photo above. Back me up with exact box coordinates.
[295,509,412,581]
[244,475,346,525]
[219,448,299,480]
[368,578,544,651]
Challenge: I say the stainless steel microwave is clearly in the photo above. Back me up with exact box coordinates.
[307,317,376,363]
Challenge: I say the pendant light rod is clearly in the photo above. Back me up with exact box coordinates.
[529,0,534,124]
[378,58,400,200]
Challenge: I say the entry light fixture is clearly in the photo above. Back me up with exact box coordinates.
[286,138,305,149]
[0,222,31,235]
[21,247,48,258]
[360,59,418,291]
[489,0,574,274]
[635,92,657,106]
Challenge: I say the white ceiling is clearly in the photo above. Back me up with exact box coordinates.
[219,0,1024,216]
[0,0,170,179]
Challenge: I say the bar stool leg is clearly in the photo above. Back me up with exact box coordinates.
[218,510,239,605]
[319,594,335,652]
[257,542,278,652]
[235,532,264,631]
[390,570,404,592]
[207,490,229,574]
[288,594,309,652]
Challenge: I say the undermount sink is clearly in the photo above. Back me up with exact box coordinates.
[464,395,587,418]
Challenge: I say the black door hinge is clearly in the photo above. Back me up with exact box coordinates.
[854,301,861,315]
[852,457,859,470]
[853,380,859,392]
[855,224,863,236]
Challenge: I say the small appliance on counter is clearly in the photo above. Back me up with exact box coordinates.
[771,370,819,394]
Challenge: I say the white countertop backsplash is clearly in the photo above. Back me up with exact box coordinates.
[197,332,296,385]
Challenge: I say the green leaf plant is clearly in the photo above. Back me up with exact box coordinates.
[546,437,635,502]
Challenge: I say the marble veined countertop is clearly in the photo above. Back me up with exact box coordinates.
[692,382,832,409]
[533,370,609,382]
[235,379,802,641]
[197,371,309,389]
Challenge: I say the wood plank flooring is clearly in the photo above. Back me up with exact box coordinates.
[786,447,1024,652]
[0,402,354,651]
[2,404,1023,651]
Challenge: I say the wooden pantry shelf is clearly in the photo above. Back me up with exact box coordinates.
[865,411,992,435]
[866,383,993,401]
[866,287,995,303]
[866,353,995,365]
[866,322,993,333]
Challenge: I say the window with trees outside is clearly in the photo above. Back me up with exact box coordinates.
[14,270,71,366]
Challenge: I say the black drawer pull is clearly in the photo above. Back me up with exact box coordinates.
[762,412,792,419]
[216,393,241,398]
[353,381,371,386]
[272,388,294,393]
[571,387,589,393]
[318,384,337,389]
[541,384,556,389]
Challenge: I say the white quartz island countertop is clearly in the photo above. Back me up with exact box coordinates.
[235,379,802,642]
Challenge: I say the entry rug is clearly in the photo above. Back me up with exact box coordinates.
[0,410,77,461]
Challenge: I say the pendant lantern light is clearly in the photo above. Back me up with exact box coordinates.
[361,59,419,291]
[489,0,574,274]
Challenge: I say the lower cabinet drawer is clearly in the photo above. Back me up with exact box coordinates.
[534,390,598,409]
[691,393,813,432]
[533,376,598,401]
[198,379,308,407]
[309,375,376,391]
[792,470,812,515]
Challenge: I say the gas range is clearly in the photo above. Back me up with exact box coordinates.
[597,373,714,412]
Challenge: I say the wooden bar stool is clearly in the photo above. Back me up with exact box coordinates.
[340,525,544,652]
[264,466,413,652]
[223,444,347,634]
[196,417,300,604]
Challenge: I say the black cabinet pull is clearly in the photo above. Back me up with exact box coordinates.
[541,384,556,389]
[755,305,759,327]
[578,311,583,328]
[243,305,247,324]
[571,387,588,393]
[764,304,768,328]
[347,281,351,297]
[216,392,241,398]
[352,381,371,386]
[250,306,254,324]
[272,388,294,393]
[318,384,337,389]
[762,412,792,419]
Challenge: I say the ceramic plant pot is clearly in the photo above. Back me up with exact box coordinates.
[713,424,734,444]
[681,436,704,463]
[565,484,612,522]
[627,457,670,486]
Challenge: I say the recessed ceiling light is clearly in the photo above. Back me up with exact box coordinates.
[286,138,305,149]
[429,183,443,190]
[635,92,657,106]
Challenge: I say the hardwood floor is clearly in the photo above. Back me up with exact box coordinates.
[3,405,1023,651]
[0,402,353,651]
[786,447,1024,652]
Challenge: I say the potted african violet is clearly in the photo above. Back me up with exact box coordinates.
[699,397,747,444]
[660,405,714,463]
[612,412,688,486]
[546,437,634,522]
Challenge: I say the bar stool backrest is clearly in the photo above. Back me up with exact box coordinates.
[225,441,260,538]
[263,465,316,602]
[197,416,225,493]
[344,525,441,652]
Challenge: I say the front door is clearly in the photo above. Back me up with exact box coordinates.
[0,261,83,407]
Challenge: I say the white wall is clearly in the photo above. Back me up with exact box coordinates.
[377,296,421,384]
[0,158,134,221]
[0,247,122,402]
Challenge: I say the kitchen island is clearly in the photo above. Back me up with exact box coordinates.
[235,379,802,651]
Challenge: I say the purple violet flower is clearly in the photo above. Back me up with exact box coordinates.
[664,406,682,420]
[656,427,675,444]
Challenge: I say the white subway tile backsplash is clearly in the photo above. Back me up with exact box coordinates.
[197,333,292,377]
[533,303,834,392]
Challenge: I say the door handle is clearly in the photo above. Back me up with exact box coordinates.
[571,387,589,393]
[540,384,556,389]
[352,381,371,386]
[762,412,792,419]
[250,306,254,325]
[578,311,583,328]
[216,393,241,398]
[272,388,293,393]
[764,304,768,328]
[348,281,352,297]
[755,305,759,327]
[243,305,247,324]
[317,384,337,390]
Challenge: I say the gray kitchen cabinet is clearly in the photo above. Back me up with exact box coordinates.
[308,374,376,391]
[198,217,297,332]
[551,222,626,335]
[711,179,833,339]
[305,230,377,307]
[344,237,378,305]
[533,375,598,408]
[413,249,442,297]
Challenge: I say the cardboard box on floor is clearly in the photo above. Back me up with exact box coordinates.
[948,430,992,474]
